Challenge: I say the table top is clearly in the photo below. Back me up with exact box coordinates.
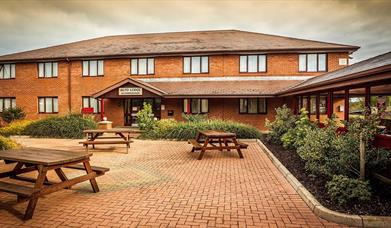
[199,130,236,138]
[83,128,141,134]
[0,148,92,166]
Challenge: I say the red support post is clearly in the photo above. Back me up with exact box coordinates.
[100,98,105,121]
[327,91,333,118]
[306,96,311,119]
[365,86,371,114]
[344,89,349,122]
[316,94,320,121]
[294,96,298,115]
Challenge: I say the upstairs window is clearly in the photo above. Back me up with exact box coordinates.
[299,53,327,72]
[183,56,209,74]
[82,97,101,113]
[239,55,266,73]
[0,64,16,79]
[239,98,267,114]
[38,62,58,78]
[0,97,16,112]
[183,99,208,114]
[38,97,58,113]
[82,60,104,76]
[131,58,154,75]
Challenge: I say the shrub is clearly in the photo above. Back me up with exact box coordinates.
[0,135,19,150]
[265,105,296,144]
[326,175,371,205]
[0,120,33,136]
[281,109,316,150]
[143,119,262,140]
[136,103,156,131]
[1,107,26,123]
[182,113,208,122]
[23,114,97,139]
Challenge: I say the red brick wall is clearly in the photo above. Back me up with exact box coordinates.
[0,52,350,129]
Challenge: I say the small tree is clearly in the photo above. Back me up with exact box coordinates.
[136,103,156,131]
[1,107,26,123]
[265,105,296,144]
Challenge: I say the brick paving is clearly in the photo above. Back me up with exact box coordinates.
[0,137,342,227]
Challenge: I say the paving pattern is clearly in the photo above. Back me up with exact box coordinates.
[0,137,342,227]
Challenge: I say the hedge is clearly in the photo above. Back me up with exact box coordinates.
[0,120,33,137]
[0,135,20,150]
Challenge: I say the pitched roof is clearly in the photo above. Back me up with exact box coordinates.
[281,51,391,94]
[0,30,359,62]
[92,76,305,98]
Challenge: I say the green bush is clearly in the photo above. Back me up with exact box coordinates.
[182,113,208,122]
[23,114,97,139]
[281,109,316,150]
[326,175,371,205]
[0,135,19,150]
[136,103,156,131]
[265,105,296,144]
[1,107,26,123]
[143,119,261,140]
[0,120,33,136]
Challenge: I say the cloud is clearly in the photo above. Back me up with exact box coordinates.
[0,0,389,62]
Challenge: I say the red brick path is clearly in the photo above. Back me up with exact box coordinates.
[0,138,342,227]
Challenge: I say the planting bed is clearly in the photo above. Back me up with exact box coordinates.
[262,140,391,216]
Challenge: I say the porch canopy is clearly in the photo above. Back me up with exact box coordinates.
[279,51,391,121]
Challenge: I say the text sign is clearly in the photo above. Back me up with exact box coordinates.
[119,87,142,96]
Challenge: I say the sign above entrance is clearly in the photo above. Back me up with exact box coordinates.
[119,87,143,96]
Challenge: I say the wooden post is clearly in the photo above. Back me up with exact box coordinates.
[100,98,105,121]
[316,94,320,121]
[327,91,333,118]
[344,89,349,122]
[360,132,366,180]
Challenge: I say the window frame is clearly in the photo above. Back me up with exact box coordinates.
[239,54,267,73]
[38,61,58,78]
[238,98,267,114]
[298,53,328,72]
[0,97,16,113]
[182,98,209,114]
[0,63,16,80]
[82,96,101,114]
[82,60,104,77]
[183,56,209,74]
[130,58,155,75]
[38,96,58,114]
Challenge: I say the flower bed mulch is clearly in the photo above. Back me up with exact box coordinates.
[261,140,391,216]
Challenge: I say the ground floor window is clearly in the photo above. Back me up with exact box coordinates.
[82,97,101,113]
[38,97,58,113]
[183,99,208,114]
[239,98,267,114]
[0,97,16,112]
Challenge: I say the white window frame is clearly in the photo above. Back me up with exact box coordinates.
[298,53,327,72]
[239,55,267,73]
[82,60,104,76]
[0,64,16,79]
[130,58,155,75]
[239,98,267,114]
[183,98,209,114]
[0,97,16,112]
[38,97,58,113]
[183,56,209,74]
[38,62,58,78]
[82,97,101,114]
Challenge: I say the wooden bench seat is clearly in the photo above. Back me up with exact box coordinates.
[65,164,110,177]
[237,141,249,149]
[79,140,131,153]
[0,181,35,197]
[188,139,202,151]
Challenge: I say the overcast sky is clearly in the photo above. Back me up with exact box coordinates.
[0,0,390,62]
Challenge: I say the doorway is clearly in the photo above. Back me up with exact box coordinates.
[124,98,161,126]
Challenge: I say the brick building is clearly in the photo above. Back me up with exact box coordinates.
[0,30,360,130]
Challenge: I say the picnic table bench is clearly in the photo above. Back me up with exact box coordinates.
[80,128,136,153]
[0,148,109,220]
[188,130,248,160]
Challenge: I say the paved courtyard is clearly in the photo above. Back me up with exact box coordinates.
[0,137,341,227]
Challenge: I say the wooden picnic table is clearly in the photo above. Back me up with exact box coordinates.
[188,130,248,160]
[81,128,137,153]
[0,148,108,220]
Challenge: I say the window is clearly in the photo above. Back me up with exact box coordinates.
[38,97,58,113]
[130,58,154,75]
[0,97,16,112]
[82,97,101,113]
[310,96,317,114]
[82,60,104,76]
[298,53,327,72]
[239,98,267,114]
[38,62,58,78]
[0,64,16,79]
[183,99,208,114]
[239,55,266,73]
[183,56,209,74]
